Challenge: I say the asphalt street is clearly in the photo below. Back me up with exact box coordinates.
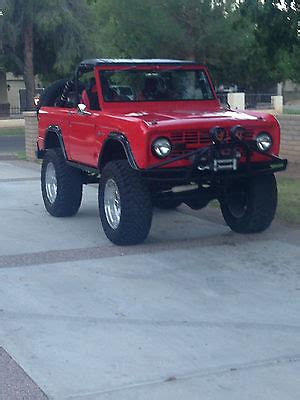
[0,159,299,399]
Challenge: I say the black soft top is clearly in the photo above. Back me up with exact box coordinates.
[78,58,199,71]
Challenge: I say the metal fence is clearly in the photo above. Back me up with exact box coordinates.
[9,107,22,117]
[19,88,44,111]
[217,92,277,110]
[0,87,44,119]
[0,106,22,119]
[245,93,276,110]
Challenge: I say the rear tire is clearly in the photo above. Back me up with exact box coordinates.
[41,149,83,217]
[220,173,277,233]
[99,160,152,245]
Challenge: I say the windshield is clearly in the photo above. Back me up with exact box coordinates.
[99,69,215,102]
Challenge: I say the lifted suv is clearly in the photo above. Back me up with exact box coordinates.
[37,58,287,245]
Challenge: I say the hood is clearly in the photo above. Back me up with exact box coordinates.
[122,109,262,128]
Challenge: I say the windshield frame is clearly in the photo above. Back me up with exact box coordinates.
[95,65,217,105]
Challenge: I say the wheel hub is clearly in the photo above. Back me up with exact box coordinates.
[104,178,121,229]
[227,190,247,218]
[45,162,57,204]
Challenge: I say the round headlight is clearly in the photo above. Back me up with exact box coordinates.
[256,132,272,152]
[152,137,172,158]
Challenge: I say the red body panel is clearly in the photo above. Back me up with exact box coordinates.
[38,64,281,170]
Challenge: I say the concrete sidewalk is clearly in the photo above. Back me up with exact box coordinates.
[0,160,300,399]
[0,119,25,128]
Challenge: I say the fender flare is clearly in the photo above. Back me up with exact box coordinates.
[43,125,68,159]
[99,132,138,171]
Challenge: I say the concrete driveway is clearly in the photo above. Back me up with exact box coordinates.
[0,159,299,400]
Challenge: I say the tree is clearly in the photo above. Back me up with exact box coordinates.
[237,0,300,89]
[94,0,253,87]
[0,0,98,109]
[93,0,300,90]
[1,0,298,101]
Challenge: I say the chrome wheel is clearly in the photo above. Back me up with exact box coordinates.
[104,178,121,229]
[45,162,57,204]
[227,191,247,218]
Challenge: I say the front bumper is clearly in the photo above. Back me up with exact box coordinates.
[142,141,287,182]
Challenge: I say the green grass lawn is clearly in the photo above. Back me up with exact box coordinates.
[16,151,27,160]
[283,109,300,115]
[277,176,300,225]
[0,126,25,136]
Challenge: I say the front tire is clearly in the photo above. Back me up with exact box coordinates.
[99,160,152,245]
[220,173,277,233]
[41,149,83,217]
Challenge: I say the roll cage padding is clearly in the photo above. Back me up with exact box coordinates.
[56,80,75,107]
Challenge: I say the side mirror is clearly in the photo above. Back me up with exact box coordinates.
[77,103,91,116]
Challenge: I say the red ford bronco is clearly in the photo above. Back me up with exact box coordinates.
[37,58,287,245]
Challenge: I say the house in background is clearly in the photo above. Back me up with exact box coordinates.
[0,70,25,117]
[0,71,43,117]
[6,72,26,113]
[282,81,300,105]
[0,68,9,117]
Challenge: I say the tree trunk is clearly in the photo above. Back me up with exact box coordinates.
[0,70,10,117]
[24,19,35,111]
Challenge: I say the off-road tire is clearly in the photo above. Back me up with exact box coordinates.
[41,149,83,217]
[220,173,277,233]
[99,160,152,245]
[154,198,182,210]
